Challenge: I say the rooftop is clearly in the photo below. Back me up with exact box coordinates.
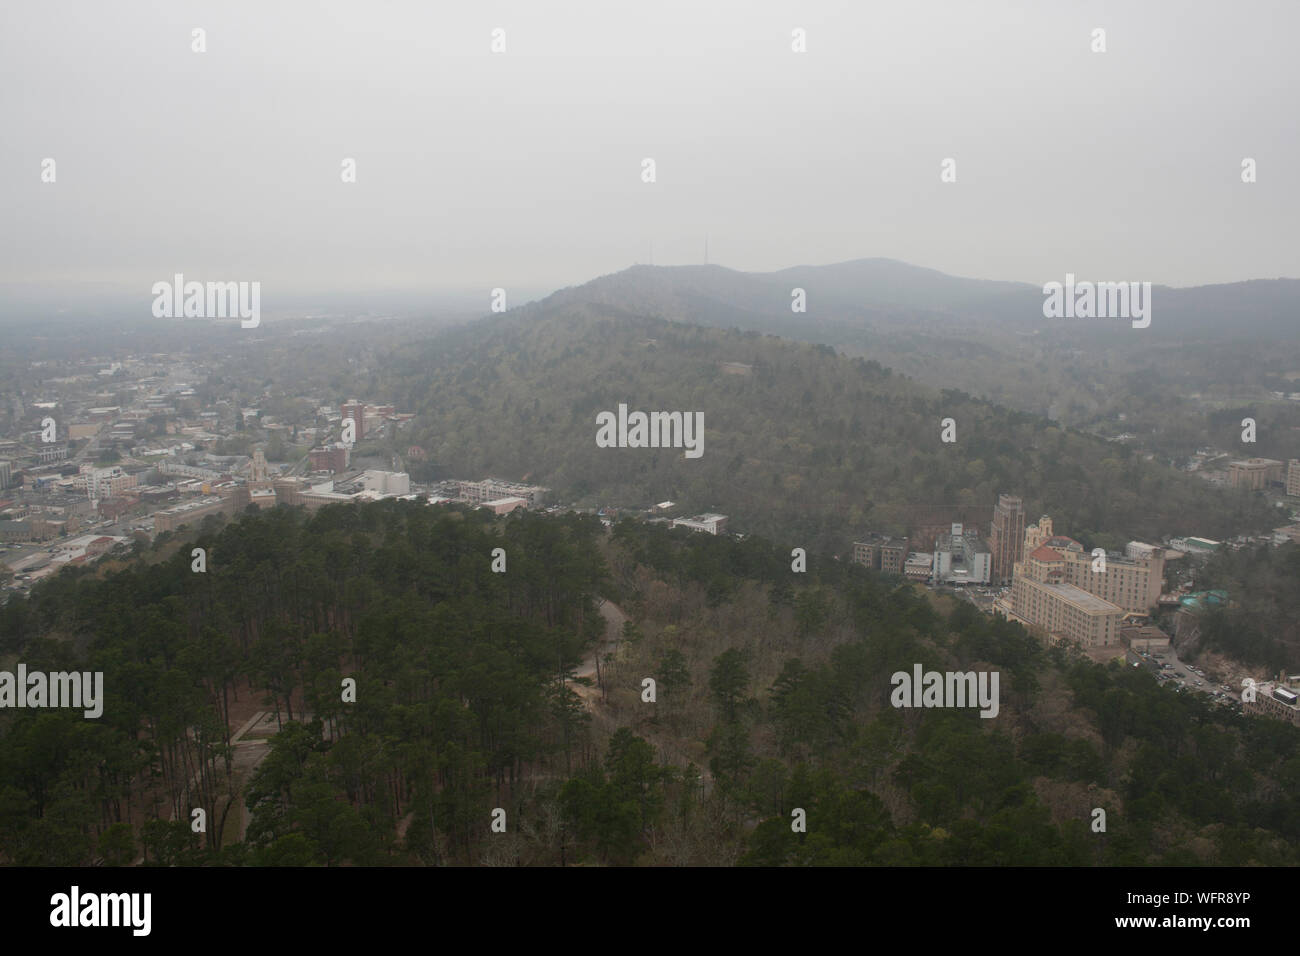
[1037,581,1120,614]
[1028,545,1064,562]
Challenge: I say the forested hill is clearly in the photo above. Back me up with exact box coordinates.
[3,503,1299,866]
[387,298,1273,551]
[470,264,1300,459]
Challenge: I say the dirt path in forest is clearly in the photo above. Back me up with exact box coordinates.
[133,709,276,863]
[570,598,628,704]
[230,711,280,843]
[571,599,713,792]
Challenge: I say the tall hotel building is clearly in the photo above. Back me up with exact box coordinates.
[341,399,365,440]
[1007,539,1123,647]
[1002,516,1165,647]
[988,493,1026,586]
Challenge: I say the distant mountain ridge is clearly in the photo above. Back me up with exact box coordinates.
[533,258,1300,340]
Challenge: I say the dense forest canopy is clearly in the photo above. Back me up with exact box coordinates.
[2,501,1298,866]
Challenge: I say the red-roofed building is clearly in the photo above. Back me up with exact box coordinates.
[1007,515,1166,646]
[1028,544,1063,562]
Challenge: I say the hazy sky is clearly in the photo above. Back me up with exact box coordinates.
[2,0,1297,300]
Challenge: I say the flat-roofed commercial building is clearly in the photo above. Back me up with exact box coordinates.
[1169,536,1221,554]
[1120,623,1171,654]
[672,513,728,535]
[1245,682,1300,726]
[1009,575,1123,647]
[457,479,548,509]
[158,461,221,481]
[1229,458,1284,490]
[0,519,37,542]
[932,523,991,585]
[1059,548,1164,615]
[309,443,351,474]
[1126,541,1161,561]
[853,533,909,574]
[152,496,234,533]
[1019,516,1163,614]
[361,470,410,497]
[903,552,933,581]
[1006,541,1124,647]
[76,466,138,499]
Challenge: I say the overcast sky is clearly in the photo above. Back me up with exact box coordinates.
[2,0,1296,301]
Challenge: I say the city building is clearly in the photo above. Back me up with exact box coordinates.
[152,496,236,533]
[1055,547,1164,615]
[249,487,277,509]
[0,459,11,491]
[1018,516,1163,615]
[341,399,365,440]
[672,513,729,535]
[1120,623,1171,654]
[309,443,351,474]
[931,523,991,585]
[1125,541,1162,561]
[1022,515,1077,554]
[158,461,221,481]
[906,504,994,554]
[457,479,548,509]
[297,482,357,510]
[250,447,269,483]
[97,496,138,521]
[903,552,934,581]
[75,466,138,500]
[1168,536,1221,554]
[272,476,309,506]
[853,533,909,575]
[1004,543,1124,647]
[481,496,528,515]
[988,493,1026,585]
[1287,460,1300,498]
[1245,681,1300,727]
[0,519,36,543]
[361,470,410,496]
[1229,458,1284,491]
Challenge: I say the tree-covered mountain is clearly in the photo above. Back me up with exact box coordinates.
[386,295,1275,552]
[507,262,1300,456]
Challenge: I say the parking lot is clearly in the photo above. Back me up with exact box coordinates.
[1127,645,1242,712]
